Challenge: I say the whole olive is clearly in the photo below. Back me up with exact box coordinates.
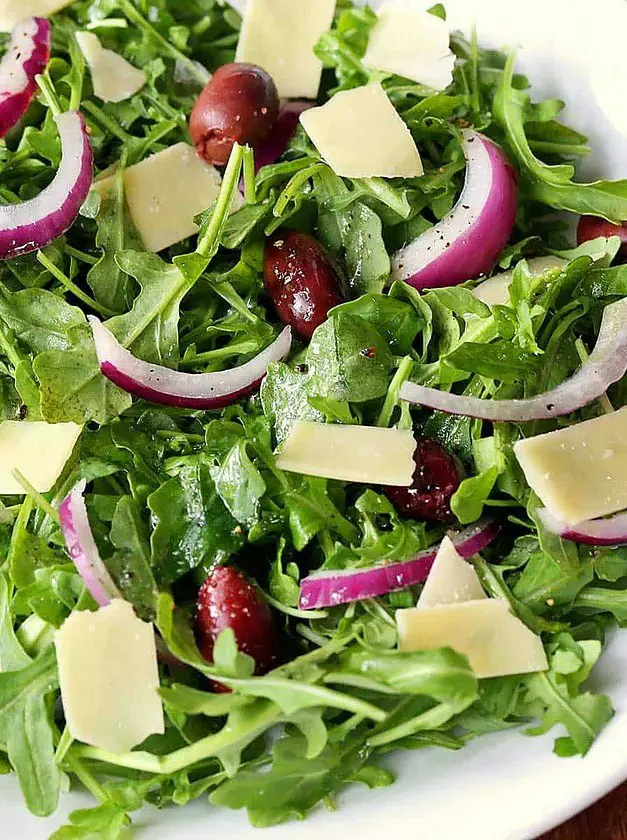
[190,63,280,166]
[264,230,344,340]
[384,436,463,524]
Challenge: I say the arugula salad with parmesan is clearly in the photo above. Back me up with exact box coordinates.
[0,0,626,835]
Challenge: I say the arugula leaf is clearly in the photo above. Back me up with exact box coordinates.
[451,467,499,524]
[210,439,267,528]
[260,362,325,445]
[107,496,158,620]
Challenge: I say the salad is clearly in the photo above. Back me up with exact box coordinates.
[0,0,627,836]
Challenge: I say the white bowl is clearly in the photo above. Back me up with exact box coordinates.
[4,0,627,837]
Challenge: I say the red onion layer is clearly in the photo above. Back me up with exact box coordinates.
[400,298,627,422]
[391,130,518,290]
[0,109,93,259]
[89,317,292,409]
[0,17,50,138]
[538,507,627,546]
[59,481,120,607]
[298,516,500,609]
[255,101,313,172]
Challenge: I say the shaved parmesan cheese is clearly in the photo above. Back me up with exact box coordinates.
[93,143,226,253]
[0,421,82,495]
[276,421,416,486]
[235,0,335,98]
[76,31,145,103]
[473,256,566,307]
[397,599,548,679]
[55,600,164,753]
[418,536,485,607]
[363,1,455,91]
[300,83,423,179]
[0,0,71,32]
[514,408,627,525]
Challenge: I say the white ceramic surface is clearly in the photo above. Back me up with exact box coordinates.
[3,0,627,837]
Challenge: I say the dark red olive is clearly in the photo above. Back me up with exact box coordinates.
[577,216,627,263]
[190,63,280,166]
[384,436,463,524]
[264,230,344,340]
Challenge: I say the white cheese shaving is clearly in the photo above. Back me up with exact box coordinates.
[76,31,145,103]
[55,600,164,753]
[0,421,82,495]
[276,420,416,486]
[300,83,423,179]
[418,536,486,608]
[397,599,548,679]
[514,408,627,525]
[363,1,455,91]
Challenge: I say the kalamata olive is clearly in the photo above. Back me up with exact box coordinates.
[190,63,280,166]
[384,436,463,524]
[264,230,344,340]
[577,216,627,263]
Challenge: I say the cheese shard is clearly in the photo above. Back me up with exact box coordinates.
[93,143,224,253]
[55,600,164,753]
[0,0,71,32]
[363,1,455,91]
[514,408,627,525]
[276,421,416,486]
[300,83,424,179]
[474,256,566,308]
[418,536,485,608]
[76,32,145,103]
[397,599,548,679]
[235,0,335,98]
[0,421,82,495]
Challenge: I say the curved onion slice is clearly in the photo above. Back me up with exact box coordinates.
[0,17,50,138]
[538,507,627,546]
[400,297,627,422]
[298,516,500,609]
[255,101,313,172]
[59,480,120,607]
[0,109,93,259]
[90,316,292,409]
[391,130,518,290]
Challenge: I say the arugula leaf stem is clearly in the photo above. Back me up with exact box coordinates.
[63,244,98,265]
[82,101,130,143]
[208,280,260,324]
[197,144,245,259]
[0,323,23,370]
[64,750,109,802]
[35,74,61,117]
[54,727,74,764]
[575,338,614,414]
[260,588,328,620]
[68,35,86,111]
[242,146,256,204]
[6,497,34,577]
[10,470,59,524]
[376,355,414,428]
[273,163,327,218]
[36,251,115,318]
[155,430,205,443]
[368,701,458,747]
[117,0,210,86]
[179,340,258,368]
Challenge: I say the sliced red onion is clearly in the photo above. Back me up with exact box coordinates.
[391,130,518,290]
[0,109,93,259]
[400,297,627,422]
[89,316,292,409]
[298,516,500,609]
[255,101,313,172]
[538,507,627,546]
[0,17,50,138]
[59,480,120,607]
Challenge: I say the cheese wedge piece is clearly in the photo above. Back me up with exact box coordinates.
[300,83,424,179]
[397,599,548,679]
[276,420,416,486]
[514,408,627,525]
[76,32,145,103]
[418,536,486,607]
[93,143,224,253]
[235,0,335,98]
[473,256,566,308]
[55,600,164,753]
[363,1,455,90]
[0,0,71,31]
[0,421,82,495]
